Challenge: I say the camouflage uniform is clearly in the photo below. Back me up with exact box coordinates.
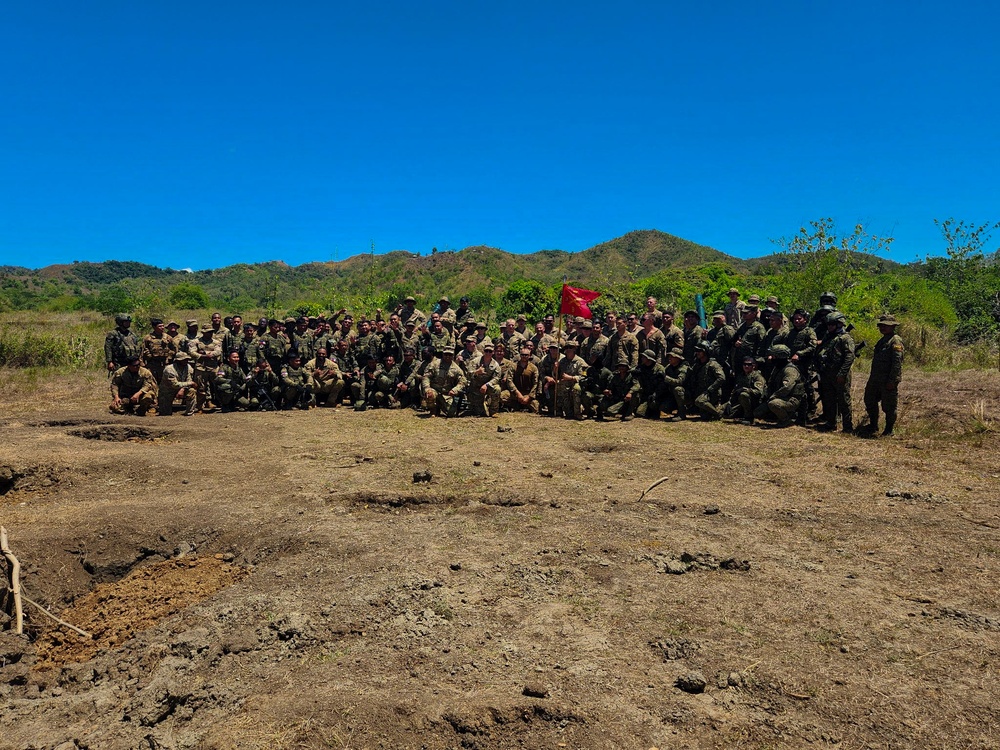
[104,323,141,371]
[190,331,224,410]
[305,355,345,406]
[249,365,282,410]
[256,331,290,374]
[690,357,726,419]
[636,327,668,364]
[815,321,855,431]
[754,359,806,426]
[596,364,635,420]
[556,351,587,419]
[110,365,157,415]
[421,358,467,417]
[602,329,639,372]
[728,367,767,421]
[632,355,665,419]
[159,357,197,416]
[214,361,252,411]
[280,361,315,409]
[504,359,539,413]
[864,320,904,435]
[467,355,502,417]
[141,332,176,386]
[659,354,690,420]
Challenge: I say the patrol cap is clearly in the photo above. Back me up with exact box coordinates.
[516,314,527,322]
[465,319,478,327]
[439,295,449,303]
[573,316,584,324]
[115,313,132,324]
[878,314,900,326]
[742,305,759,314]
[439,348,454,356]
[683,310,698,318]
[405,318,417,327]
[173,351,191,362]
[712,310,726,320]
[150,317,163,326]
[728,287,740,295]
[768,344,791,358]
[747,294,761,305]
[668,347,685,359]
[476,321,487,329]
[166,320,179,328]
[465,335,478,343]
[404,295,416,303]
[581,320,594,329]
[562,341,578,351]
[547,342,559,350]
[200,325,214,333]
[482,343,495,352]
[641,348,657,361]
[766,296,779,305]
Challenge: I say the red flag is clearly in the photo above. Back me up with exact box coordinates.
[560,284,601,319]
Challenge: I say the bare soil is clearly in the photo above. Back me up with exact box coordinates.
[1,368,998,749]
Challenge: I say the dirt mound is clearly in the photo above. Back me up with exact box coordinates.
[0,464,61,495]
[67,424,170,442]
[33,557,248,669]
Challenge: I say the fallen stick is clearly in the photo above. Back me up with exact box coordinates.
[638,476,670,502]
[21,592,93,639]
[0,526,23,635]
[912,643,963,662]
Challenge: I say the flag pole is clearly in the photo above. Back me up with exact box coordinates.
[553,279,566,417]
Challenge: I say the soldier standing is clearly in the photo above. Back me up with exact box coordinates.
[104,314,141,373]
[862,314,904,436]
[815,311,855,432]
[141,318,176,386]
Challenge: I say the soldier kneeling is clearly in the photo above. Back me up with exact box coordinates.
[110,356,158,416]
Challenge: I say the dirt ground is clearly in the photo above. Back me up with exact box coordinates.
[1,368,998,750]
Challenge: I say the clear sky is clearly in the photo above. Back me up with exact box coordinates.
[3,1,998,270]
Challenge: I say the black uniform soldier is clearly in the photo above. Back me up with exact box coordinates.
[862,314,904,436]
[104,313,141,373]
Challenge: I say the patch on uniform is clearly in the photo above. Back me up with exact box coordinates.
[892,344,904,351]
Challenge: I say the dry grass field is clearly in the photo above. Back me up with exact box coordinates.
[1,361,998,749]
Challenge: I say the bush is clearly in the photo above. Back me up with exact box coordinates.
[169,282,210,310]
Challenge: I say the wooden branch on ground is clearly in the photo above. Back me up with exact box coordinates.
[21,591,93,639]
[638,476,670,502]
[0,526,24,635]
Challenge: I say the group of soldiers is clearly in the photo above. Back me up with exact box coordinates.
[104,288,905,436]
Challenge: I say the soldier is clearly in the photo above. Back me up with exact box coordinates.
[473,322,492,353]
[644,297,664,329]
[398,295,426,328]
[759,307,788,379]
[753,345,806,427]
[681,310,705,364]
[504,347,540,413]
[492,340,517,407]
[810,292,839,337]
[660,309,685,354]
[537,342,562,416]
[437,296,457,333]
[467,343,502,417]
[596,356,636,422]
[705,310,735,372]
[249,360,281,411]
[305,347,344,407]
[280,352,314,409]
[215,350,252,412]
[256,319,290,375]
[159,351,197,416]
[724,288,746,327]
[659,348,690,422]
[690,341,726,420]
[603,315,639,373]
[175,319,200,356]
[862,314,904,436]
[636,314,668,364]
[356,353,384,410]
[556,341,587,420]
[732,306,766,371]
[499,319,526,355]
[632,349,666,419]
[191,325,224,412]
[778,309,819,418]
[726,355,767,422]
[209,312,229,344]
[422,349,467,418]
[389,347,421,409]
[233,321,259,371]
[815,311,855,432]
[109,356,157,416]
[426,318,454,354]
[455,297,475,328]
[456,335,481,376]
[141,318,176,386]
[104,313,141,373]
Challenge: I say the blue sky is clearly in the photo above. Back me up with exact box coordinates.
[3,1,998,270]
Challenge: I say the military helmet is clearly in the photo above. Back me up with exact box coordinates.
[668,347,685,359]
[115,313,132,324]
[640,348,657,361]
[694,341,712,353]
[819,291,838,304]
[826,311,846,324]
[768,344,792,359]
[878,314,900,326]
